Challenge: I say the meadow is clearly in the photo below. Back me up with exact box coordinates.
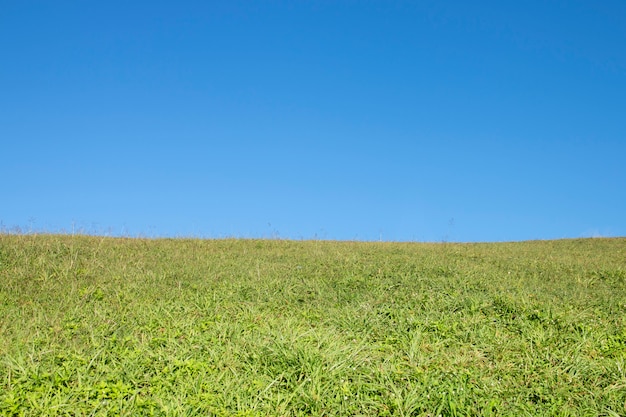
[1,234,625,416]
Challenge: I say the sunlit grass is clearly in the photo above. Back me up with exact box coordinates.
[1,235,625,416]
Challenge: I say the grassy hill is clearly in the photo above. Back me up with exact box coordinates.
[1,235,625,416]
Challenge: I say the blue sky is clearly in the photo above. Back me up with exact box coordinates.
[2,1,625,242]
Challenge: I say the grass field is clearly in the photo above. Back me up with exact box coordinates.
[1,234,625,416]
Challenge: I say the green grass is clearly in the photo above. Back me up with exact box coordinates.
[1,234,625,416]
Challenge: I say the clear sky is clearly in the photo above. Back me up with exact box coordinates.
[2,1,625,242]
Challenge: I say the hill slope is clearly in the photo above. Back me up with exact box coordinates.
[1,235,625,416]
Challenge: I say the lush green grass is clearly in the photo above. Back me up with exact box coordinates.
[1,234,625,416]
